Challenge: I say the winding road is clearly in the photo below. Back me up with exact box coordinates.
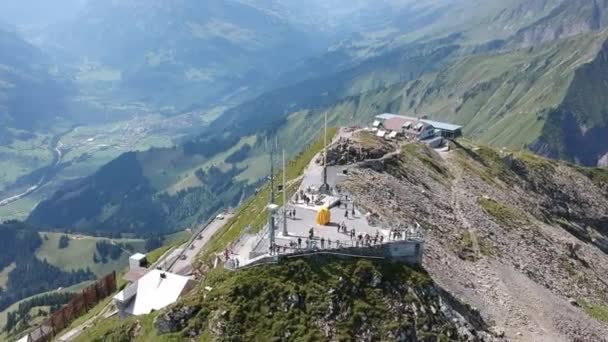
[0,128,73,208]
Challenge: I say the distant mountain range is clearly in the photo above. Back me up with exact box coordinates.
[17,0,608,235]
[0,29,72,134]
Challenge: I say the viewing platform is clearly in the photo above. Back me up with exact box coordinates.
[221,127,424,270]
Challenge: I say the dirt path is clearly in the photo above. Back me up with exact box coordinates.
[429,149,608,341]
[444,152,481,259]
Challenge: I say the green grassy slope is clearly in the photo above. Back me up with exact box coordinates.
[27,144,248,235]
[508,0,608,47]
[74,258,471,342]
[200,0,608,170]
[35,233,146,277]
[399,31,606,147]
[0,281,90,341]
[537,37,608,165]
[256,30,608,166]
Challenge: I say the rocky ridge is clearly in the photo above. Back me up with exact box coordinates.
[339,132,608,341]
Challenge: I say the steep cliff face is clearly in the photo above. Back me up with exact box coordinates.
[534,38,608,166]
[511,0,608,47]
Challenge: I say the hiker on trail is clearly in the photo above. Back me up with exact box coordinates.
[309,227,314,239]
[305,239,310,249]
[235,258,240,268]
[293,208,296,218]
[351,204,355,216]
[337,223,341,233]
[373,236,378,245]
[328,239,332,248]
[380,235,384,244]
[294,193,299,203]
[345,210,348,219]
[298,237,302,249]
[321,238,325,248]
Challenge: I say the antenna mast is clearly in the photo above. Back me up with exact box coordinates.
[282,149,288,236]
[324,111,327,165]
[270,139,275,204]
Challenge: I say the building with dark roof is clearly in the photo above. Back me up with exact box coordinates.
[375,115,436,141]
[374,113,462,139]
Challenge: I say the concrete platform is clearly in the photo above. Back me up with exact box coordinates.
[225,134,423,268]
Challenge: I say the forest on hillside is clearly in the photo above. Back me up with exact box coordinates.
[0,222,94,312]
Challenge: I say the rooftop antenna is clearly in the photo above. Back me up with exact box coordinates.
[282,148,288,236]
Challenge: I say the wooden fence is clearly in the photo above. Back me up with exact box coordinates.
[19,271,117,342]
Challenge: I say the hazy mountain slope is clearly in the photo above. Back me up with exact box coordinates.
[0,29,71,132]
[201,28,608,167]
[27,146,250,236]
[196,0,608,168]
[207,35,463,144]
[510,0,608,47]
[27,0,608,236]
[46,0,330,110]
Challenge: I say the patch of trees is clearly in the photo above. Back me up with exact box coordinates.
[225,144,251,164]
[0,221,42,271]
[3,292,75,333]
[93,241,124,264]
[58,234,70,249]
[158,172,251,230]
[183,135,240,157]
[194,166,242,193]
[27,152,163,235]
[145,235,164,252]
[0,257,94,312]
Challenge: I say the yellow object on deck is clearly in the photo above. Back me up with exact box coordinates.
[316,207,331,226]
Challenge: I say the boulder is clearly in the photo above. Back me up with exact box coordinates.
[154,305,200,334]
